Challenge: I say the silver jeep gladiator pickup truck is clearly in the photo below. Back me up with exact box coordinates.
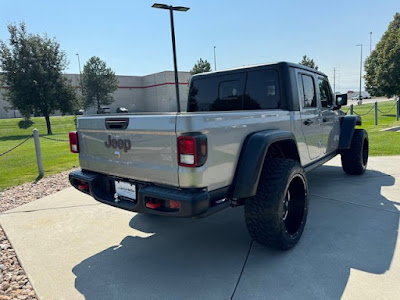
[69,62,368,250]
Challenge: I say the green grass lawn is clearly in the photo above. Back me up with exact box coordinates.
[0,116,78,191]
[343,100,400,156]
[0,102,399,191]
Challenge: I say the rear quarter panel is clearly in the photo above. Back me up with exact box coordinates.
[176,110,308,191]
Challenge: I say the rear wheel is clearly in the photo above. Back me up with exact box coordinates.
[244,158,308,250]
[341,129,369,175]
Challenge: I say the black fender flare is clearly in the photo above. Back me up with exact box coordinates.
[230,130,300,199]
[339,115,362,150]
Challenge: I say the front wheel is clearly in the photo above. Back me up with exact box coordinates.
[244,158,308,250]
[341,129,369,175]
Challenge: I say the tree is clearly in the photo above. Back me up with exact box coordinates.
[190,58,212,75]
[0,23,77,134]
[81,56,118,112]
[300,55,319,70]
[365,13,400,98]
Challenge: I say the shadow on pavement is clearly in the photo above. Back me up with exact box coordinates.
[72,207,251,300]
[73,165,398,300]
[234,165,398,299]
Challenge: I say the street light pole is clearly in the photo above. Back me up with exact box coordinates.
[356,44,363,104]
[76,53,83,94]
[369,32,372,54]
[152,3,190,113]
[168,8,181,113]
[333,68,336,94]
[214,46,217,71]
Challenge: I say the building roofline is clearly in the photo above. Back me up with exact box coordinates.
[62,70,191,77]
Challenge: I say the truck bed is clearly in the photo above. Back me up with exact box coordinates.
[77,110,306,191]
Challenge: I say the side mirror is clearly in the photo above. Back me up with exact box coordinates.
[336,94,347,107]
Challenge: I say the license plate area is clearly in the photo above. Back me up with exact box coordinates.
[115,180,136,201]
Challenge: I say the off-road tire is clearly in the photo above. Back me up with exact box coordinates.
[244,158,308,250]
[341,129,369,175]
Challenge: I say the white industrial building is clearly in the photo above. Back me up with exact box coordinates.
[0,71,191,119]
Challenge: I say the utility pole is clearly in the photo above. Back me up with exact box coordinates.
[356,44,363,104]
[213,46,217,71]
[76,53,83,94]
[370,32,372,54]
[333,68,336,94]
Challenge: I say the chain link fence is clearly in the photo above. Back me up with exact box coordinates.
[376,102,398,114]
[353,104,375,116]
[0,133,69,159]
[0,135,33,157]
[343,107,351,114]
[1,130,71,180]
[348,100,400,125]
[39,135,69,142]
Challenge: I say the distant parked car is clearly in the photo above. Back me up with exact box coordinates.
[76,109,85,115]
[97,107,111,114]
[117,107,128,113]
[352,94,370,100]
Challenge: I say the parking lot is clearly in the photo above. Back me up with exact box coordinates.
[1,156,400,299]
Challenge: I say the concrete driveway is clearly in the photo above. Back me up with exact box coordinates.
[1,156,400,299]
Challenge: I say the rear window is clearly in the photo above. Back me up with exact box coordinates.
[244,70,280,109]
[188,73,245,112]
[188,69,280,112]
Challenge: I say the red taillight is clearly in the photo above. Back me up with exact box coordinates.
[69,131,79,153]
[179,138,195,154]
[169,200,180,209]
[178,136,197,166]
[177,134,207,167]
[78,183,89,191]
[77,180,89,191]
[146,202,161,209]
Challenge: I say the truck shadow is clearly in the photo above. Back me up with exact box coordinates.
[234,165,398,299]
[72,165,398,300]
[72,206,251,299]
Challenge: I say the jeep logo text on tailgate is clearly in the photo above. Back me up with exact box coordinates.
[105,135,131,152]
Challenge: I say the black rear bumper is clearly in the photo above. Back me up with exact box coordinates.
[69,170,229,218]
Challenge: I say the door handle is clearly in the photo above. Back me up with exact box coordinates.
[303,119,313,126]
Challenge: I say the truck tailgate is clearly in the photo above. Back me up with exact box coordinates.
[77,114,178,186]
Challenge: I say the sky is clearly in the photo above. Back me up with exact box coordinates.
[0,0,399,92]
